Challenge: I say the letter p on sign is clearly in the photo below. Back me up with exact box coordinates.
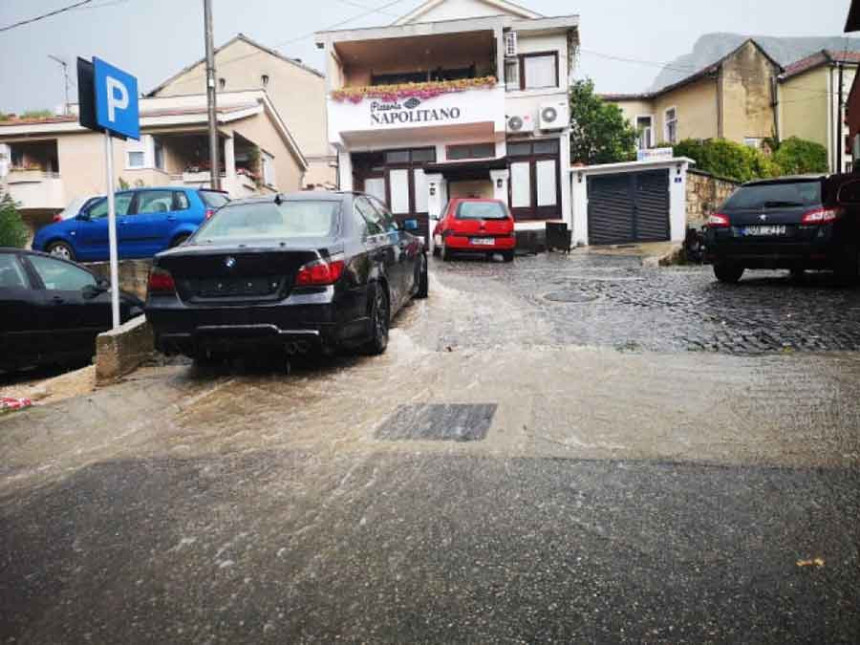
[94,57,140,140]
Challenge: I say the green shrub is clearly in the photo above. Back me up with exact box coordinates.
[673,138,779,183]
[673,137,828,182]
[772,137,828,175]
[0,191,28,248]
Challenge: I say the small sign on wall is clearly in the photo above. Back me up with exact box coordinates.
[637,147,674,162]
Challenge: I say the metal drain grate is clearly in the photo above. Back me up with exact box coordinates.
[375,404,496,441]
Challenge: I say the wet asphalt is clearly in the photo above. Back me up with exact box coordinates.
[1,253,859,644]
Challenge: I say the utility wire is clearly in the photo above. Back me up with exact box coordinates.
[162,0,415,87]
[0,0,94,33]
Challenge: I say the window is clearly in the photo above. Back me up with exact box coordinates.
[355,197,385,235]
[383,148,436,165]
[367,196,398,232]
[218,78,226,90]
[127,151,145,168]
[456,201,509,220]
[28,255,95,291]
[508,140,559,156]
[504,59,519,90]
[261,152,275,187]
[261,74,269,87]
[174,192,190,211]
[200,191,230,209]
[87,193,134,219]
[665,107,678,145]
[136,190,174,214]
[447,143,495,161]
[636,116,653,150]
[0,255,28,289]
[722,181,821,210]
[744,137,762,150]
[195,200,340,240]
[154,138,165,170]
[521,53,558,90]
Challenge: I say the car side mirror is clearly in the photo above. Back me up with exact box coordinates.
[82,283,104,299]
[77,210,91,221]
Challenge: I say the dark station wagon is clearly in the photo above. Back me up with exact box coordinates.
[705,174,860,283]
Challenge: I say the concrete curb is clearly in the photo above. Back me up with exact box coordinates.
[95,316,155,386]
[642,243,684,268]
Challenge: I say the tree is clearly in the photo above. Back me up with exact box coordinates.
[772,137,828,175]
[569,79,637,165]
[0,190,28,248]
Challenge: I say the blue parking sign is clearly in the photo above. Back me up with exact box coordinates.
[94,58,139,140]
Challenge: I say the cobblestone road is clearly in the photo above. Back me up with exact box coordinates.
[427,252,860,354]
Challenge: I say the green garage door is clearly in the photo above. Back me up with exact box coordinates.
[587,170,670,245]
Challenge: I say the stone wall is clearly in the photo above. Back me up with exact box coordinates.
[686,170,740,229]
[88,259,152,301]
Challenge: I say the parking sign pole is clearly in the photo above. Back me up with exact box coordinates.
[104,130,120,329]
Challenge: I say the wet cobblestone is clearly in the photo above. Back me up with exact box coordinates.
[429,253,860,354]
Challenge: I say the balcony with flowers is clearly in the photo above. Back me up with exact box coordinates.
[324,29,505,145]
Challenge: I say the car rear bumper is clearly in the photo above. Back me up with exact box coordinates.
[145,289,368,355]
[705,225,844,268]
[443,235,516,251]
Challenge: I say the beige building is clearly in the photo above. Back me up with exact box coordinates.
[0,91,306,233]
[603,40,782,152]
[148,34,335,187]
[778,50,860,173]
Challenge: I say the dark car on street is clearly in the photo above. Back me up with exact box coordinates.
[705,174,860,283]
[0,248,143,372]
[144,191,428,361]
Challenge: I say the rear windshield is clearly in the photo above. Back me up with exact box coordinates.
[194,200,340,241]
[722,181,821,210]
[456,201,509,220]
[199,191,230,209]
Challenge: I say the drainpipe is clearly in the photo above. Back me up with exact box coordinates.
[838,62,845,173]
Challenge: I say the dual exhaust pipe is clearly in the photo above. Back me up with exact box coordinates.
[284,340,312,356]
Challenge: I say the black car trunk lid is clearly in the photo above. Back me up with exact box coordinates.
[156,242,332,303]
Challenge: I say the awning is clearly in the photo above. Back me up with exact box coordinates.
[423,157,507,180]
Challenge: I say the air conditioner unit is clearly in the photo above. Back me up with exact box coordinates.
[539,101,569,131]
[504,31,517,57]
[506,113,534,134]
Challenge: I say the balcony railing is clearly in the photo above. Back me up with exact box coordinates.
[5,169,65,210]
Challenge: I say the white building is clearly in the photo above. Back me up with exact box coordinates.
[315,0,579,241]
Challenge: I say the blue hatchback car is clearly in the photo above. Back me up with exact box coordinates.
[33,187,230,262]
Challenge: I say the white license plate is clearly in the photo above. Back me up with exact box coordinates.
[743,225,787,236]
[470,237,495,246]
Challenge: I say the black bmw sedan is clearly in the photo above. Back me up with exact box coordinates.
[144,192,428,360]
[0,248,142,372]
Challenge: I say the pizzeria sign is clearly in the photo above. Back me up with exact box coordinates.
[371,97,462,126]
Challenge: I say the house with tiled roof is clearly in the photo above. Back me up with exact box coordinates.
[0,91,307,234]
[603,36,860,173]
[148,34,334,188]
[778,50,859,173]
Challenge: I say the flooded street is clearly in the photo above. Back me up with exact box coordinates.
[2,253,859,643]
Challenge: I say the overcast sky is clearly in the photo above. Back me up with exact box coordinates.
[0,0,851,113]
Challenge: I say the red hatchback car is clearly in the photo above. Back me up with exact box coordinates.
[432,198,516,262]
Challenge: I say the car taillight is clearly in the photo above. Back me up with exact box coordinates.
[205,209,215,220]
[295,257,345,286]
[148,268,176,295]
[801,207,842,225]
[52,214,63,223]
[707,213,731,228]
